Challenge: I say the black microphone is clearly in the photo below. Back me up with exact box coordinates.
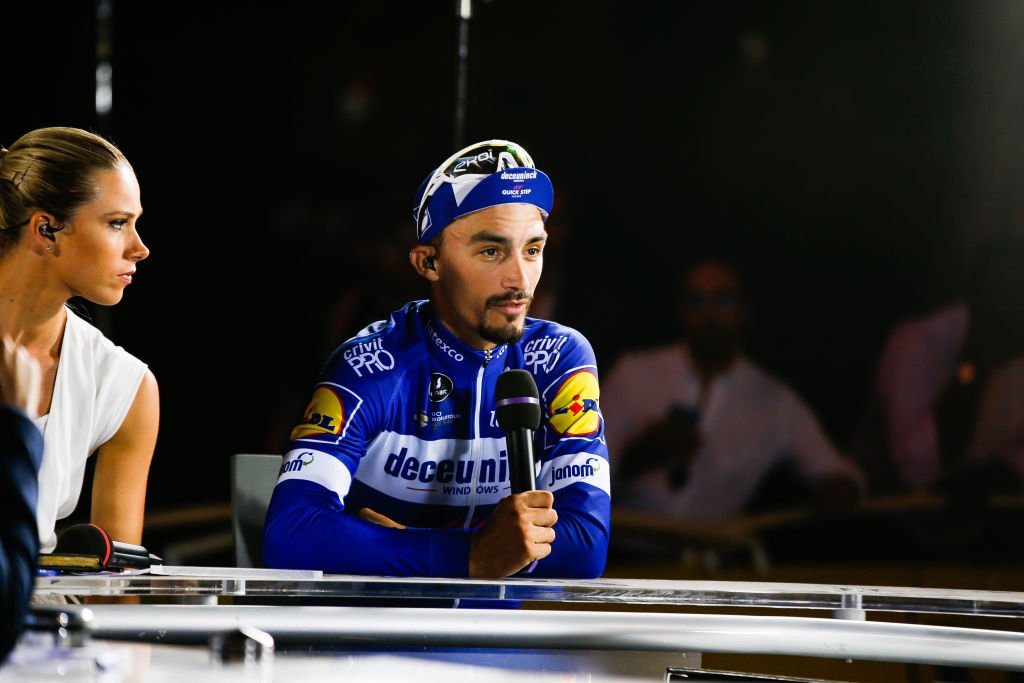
[42,523,162,571]
[495,369,542,493]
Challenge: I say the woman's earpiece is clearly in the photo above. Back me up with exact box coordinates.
[38,221,56,241]
[423,256,436,271]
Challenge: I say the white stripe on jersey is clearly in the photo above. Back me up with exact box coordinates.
[537,451,611,495]
[356,431,512,507]
[278,448,353,500]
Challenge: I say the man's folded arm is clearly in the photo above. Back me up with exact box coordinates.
[263,479,473,577]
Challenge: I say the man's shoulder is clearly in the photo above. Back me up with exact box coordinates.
[523,315,582,335]
[521,317,598,372]
[729,354,786,388]
[522,316,594,349]
[321,301,426,388]
[730,356,814,410]
[335,301,423,350]
[887,300,967,347]
[528,315,598,348]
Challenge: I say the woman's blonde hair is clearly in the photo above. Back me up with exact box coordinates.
[0,127,128,255]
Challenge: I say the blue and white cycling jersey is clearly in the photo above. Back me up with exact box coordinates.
[263,300,611,578]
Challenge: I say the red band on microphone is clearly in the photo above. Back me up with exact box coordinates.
[88,522,113,566]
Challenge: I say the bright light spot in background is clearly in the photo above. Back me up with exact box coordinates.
[95,61,112,114]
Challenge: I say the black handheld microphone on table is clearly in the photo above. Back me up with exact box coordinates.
[40,523,162,572]
[495,369,542,492]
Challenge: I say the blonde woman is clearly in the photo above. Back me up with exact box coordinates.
[0,126,159,555]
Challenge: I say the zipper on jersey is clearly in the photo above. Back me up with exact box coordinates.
[462,348,494,528]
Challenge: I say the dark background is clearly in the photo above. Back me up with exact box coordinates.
[5,1,1024,517]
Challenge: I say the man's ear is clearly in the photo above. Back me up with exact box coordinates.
[409,245,440,281]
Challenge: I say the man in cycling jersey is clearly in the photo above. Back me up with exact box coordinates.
[263,140,610,579]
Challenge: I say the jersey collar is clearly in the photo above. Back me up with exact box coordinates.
[422,304,508,367]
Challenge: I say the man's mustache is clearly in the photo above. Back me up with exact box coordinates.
[486,291,533,307]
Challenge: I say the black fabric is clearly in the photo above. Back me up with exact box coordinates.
[0,406,43,665]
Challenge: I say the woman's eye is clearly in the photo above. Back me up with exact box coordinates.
[110,219,127,230]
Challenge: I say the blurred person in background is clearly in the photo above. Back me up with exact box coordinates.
[852,234,1024,506]
[603,256,864,534]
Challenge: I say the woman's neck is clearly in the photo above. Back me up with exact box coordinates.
[0,259,68,356]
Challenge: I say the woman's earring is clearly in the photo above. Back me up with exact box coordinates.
[46,245,54,251]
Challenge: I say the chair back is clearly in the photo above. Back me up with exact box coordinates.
[230,453,283,568]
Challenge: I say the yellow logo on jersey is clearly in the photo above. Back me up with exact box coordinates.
[548,370,601,436]
[290,386,345,439]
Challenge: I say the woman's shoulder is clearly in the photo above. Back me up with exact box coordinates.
[64,305,146,371]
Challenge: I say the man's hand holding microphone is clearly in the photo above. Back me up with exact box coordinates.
[469,369,556,578]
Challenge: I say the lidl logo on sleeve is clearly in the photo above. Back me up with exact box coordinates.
[548,370,601,436]
[290,386,345,439]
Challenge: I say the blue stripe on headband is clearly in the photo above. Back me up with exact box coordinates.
[415,168,553,244]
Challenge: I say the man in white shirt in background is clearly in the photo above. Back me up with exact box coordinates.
[603,257,864,533]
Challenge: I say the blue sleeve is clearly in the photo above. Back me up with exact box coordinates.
[528,329,611,578]
[531,484,610,578]
[262,346,475,577]
[264,480,473,576]
[0,406,43,665]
